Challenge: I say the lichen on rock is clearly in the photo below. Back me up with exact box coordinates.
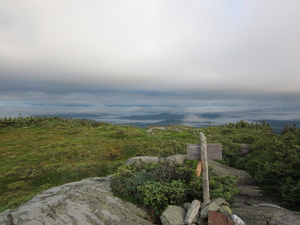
[0,177,152,225]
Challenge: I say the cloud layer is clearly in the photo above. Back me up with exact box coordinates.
[1,0,300,94]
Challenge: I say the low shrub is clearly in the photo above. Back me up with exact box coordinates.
[138,180,187,214]
[111,159,238,217]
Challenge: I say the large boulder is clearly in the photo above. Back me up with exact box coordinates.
[0,177,153,225]
[208,160,255,185]
[232,205,300,225]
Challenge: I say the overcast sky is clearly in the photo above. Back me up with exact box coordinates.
[1,0,300,122]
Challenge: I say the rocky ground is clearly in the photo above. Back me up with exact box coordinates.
[1,155,300,225]
[208,159,300,225]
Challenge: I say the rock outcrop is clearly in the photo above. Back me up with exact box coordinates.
[208,159,255,185]
[208,159,273,208]
[1,155,300,225]
[232,205,300,225]
[0,177,152,225]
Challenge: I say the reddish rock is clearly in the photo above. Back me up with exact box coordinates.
[208,211,234,225]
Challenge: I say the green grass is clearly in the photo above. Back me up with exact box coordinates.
[0,117,274,212]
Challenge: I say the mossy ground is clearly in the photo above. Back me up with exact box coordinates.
[0,117,277,212]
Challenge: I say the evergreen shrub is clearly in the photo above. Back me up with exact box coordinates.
[111,159,238,216]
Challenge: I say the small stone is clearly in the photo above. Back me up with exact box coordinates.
[160,205,186,225]
[208,211,234,225]
[201,202,210,209]
[183,202,191,211]
[213,197,230,207]
[184,200,201,225]
[230,214,246,225]
[201,202,221,218]
[221,205,232,216]
[197,217,208,225]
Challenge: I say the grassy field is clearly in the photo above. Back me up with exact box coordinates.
[0,117,273,212]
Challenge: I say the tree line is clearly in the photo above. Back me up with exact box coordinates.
[0,116,107,128]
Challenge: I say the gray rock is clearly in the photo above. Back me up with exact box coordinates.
[146,126,186,133]
[231,214,246,225]
[146,126,169,132]
[208,160,255,185]
[184,200,201,225]
[0,177,153,225]
[200,202,221,219]
[253,203,285,210]
[232,184,271,207]
[126,155,187,166]
[212,197,230,207]
[221,205,233,216]
[238,185,262,197]
[160,205,186,225]
[183,202,191,211]
[125,156,159,165]
[232,205,300,225]
[165,155,187,164]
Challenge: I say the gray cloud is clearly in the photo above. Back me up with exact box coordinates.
[1,0,300,93]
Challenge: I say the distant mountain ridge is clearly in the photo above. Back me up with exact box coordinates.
[35,112,300,133]
[120,113,183,120]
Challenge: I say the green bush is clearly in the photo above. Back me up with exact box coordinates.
[242,125,300,207]
[138,180,187,214]
[111,159,238,216]
[187,166,238,202]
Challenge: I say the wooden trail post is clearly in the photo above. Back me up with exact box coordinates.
[187,132,222,204]
[200,132,210,204]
